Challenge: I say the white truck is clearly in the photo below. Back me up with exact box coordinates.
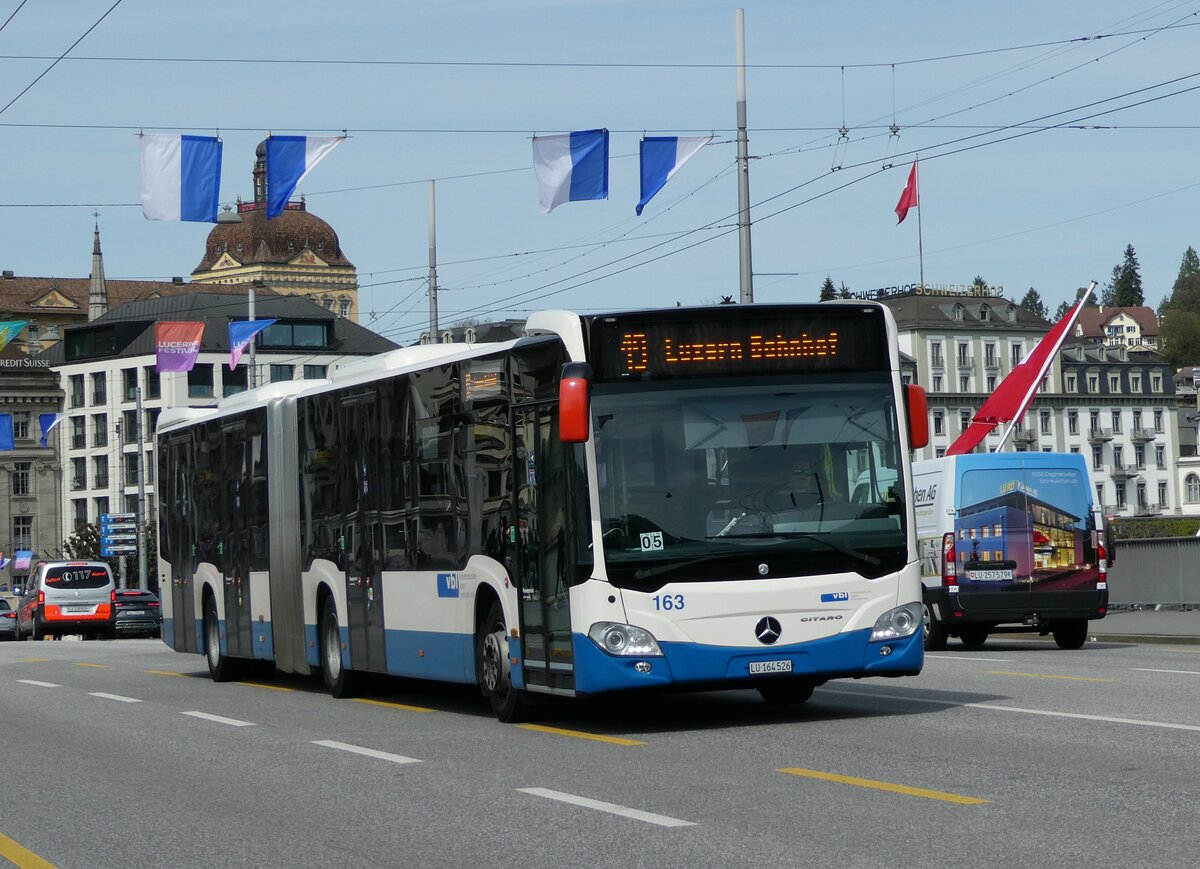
[912,452,1108,650]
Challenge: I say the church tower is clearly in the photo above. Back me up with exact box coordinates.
[88,218,108,322]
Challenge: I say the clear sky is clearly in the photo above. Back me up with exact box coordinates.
[2,0,1198,345]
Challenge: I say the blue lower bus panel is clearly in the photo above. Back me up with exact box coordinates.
[572,627,922,695]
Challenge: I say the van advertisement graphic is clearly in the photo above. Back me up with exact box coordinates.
[956,465,1098,593]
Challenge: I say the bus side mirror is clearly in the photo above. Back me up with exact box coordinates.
[905,384,929,449]
[559,361,593,444]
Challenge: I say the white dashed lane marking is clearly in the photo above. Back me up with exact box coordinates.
[518,788,696,827]
[312,739,422,765]
[89,692,142,703]
[16,679,60,688]
[181,711,255,727]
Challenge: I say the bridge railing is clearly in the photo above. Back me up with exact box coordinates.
[1107,536,1200,606]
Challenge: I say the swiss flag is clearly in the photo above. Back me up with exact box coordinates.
[895,159,919,224]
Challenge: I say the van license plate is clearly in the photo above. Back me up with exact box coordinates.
[967,569,1013,581]
[749,660,792,674]
[64,606,92,614]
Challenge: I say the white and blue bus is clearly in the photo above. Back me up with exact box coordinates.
[156,303,930,721]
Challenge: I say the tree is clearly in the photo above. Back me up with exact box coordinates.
[1176,245,1200,285]
[1018,287,1048,320]
[972,275,989,291]
[819,276,836,302]
[1106,243,1144,307]
[63,522,159,591]
[1053,300,1073,322]
[1100,265,1121,307]
[1160,308,1200,367]
[838,282,853,299]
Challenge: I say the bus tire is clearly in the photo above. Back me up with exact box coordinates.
[1052,620,1088,650]
[959,627,988,649]
[757,681,815,705]
[477,600,528,723]
[320,594,358,699]
[922,603,948,651]
[204,595,239,682]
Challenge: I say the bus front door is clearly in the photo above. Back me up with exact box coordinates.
[512,402,575,694]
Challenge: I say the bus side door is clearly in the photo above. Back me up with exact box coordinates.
[340,392,387,674]
[512,401,575,693]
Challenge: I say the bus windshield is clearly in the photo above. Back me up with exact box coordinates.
[591,377,907,590]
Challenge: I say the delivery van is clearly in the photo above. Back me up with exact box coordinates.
[913,452,1107,650]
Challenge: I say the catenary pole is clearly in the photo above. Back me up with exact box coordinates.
[429,179,439,337]
[736,8,754,304]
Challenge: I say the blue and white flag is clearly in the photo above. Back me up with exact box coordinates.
[0,415,13,451]
[636,135,713,215]
[38,413,66,448]
[532,129,609,213]
[228,319,277,370]
[265,135,345,219]
[139,133,223,222]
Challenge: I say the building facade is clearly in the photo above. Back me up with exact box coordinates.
[881,290,1181,519]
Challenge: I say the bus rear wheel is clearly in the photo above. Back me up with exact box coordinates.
[204,595,238,682]
[477,601,528,723]
[1052,620,1088,650]
[321,594,359,698]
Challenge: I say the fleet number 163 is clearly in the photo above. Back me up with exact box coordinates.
[653,594,685,611]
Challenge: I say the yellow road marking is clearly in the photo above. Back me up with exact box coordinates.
[18,657,49,663]
[0,831,58,868]
[236,681,293,692]
[517,723,645,746]
[984,670,1111,682]
[73,662,107,669]
[145,669,186,677]
[779,768,990,805]
[351,697,437,713]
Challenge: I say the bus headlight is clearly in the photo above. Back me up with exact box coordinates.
[870,602,922,642]
[588,622,663,657]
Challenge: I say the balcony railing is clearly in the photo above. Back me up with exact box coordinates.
[956,355,974,370]
[1013,430,1036,445]
[1130,427,1155,442]
[983,356,1000,370]
[1109,463,1137,479]
[1132,503,1163,516]
[1087,428,1114,443]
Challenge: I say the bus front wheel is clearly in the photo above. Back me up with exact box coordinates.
[477,601,528,723]
[204,596,238,682]
[321,595,359,699]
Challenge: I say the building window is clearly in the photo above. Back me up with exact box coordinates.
[1115,482,1126,508]
[1092,445,1102,470]
[953,304,964,321]
[259,321,330,348]
[303,364,327,380]
[1068,410,1078,435]
[959,374,970,392]
[1181,475,1198,505]
[125,453,139,486]
[1066,374,1077,392]
[935,447,946,458]
[122,410,137,444]
[986,375,996,391]
[122,367,138,401]
[71,499,87,530]
[1070,446,1080,454]
[1154,409,1163,431]
[1133,410,1142,432]
[339,298,352,318]
[93,496,109,518]
[1109,374,1120,392]
[223,365,247,396]
[69,374,84,408]
[145,366,161,400]
[1158,480,1168,507]
[1131,375,1141,392]
[12,461,30,496]
[1011,343,1023,367]
[933,411,944,436]
[71,456,87,490]
[1151,373,1161,392]
[91,413,107,448]
[144,450,155,485]
[1136,481,1146,508]
[1088,374,1099,392]
[1134,445,1144,468]
[145,408,160,440]
[1089,410,1100,432]
[1111,410,1121,432]
[71,416,86,449]
[270,364,294,383]
[1095,483,1105,507]
[188,364,214,398]
[932,375,943,392]
[960,411,971,433]
[13,515,33,549]
[91,371,106,405]
[1156,445,1165,468]
[980,304,991,321]
[1040,411,1050,434]
[1113,445,1124,467]
[13,412,29,440]
[930,342,943,367]
[93,455,108,489]
[957,343,970,366]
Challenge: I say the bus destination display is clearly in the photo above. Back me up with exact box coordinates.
[591,310,886,379]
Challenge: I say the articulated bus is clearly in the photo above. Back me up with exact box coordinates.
[156,303,930,721]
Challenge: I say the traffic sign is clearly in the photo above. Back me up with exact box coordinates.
[103,523,136,533]
[104,533,137,543]
[101,544,137,557]
[100,513,136,525]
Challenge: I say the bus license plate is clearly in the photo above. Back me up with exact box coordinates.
[749,660,792,675]
[967,569,1014,581]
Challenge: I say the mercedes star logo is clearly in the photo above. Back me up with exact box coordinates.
[755,616,782,645]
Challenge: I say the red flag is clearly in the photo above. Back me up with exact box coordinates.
[946,284,1095,455]
[895,159,919,224]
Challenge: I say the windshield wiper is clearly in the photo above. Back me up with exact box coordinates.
[705,531,881,567]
